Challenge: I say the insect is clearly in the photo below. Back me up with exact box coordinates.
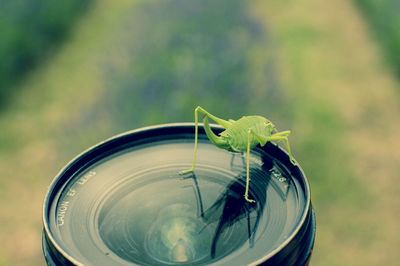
[180,106,295,203]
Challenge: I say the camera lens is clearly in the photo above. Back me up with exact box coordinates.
[43,124,315,266]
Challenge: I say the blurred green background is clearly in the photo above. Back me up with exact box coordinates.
[0,0,399,265]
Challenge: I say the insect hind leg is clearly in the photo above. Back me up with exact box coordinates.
[180,106,232,175]
[195,106,232,128]
[179,107,202,174]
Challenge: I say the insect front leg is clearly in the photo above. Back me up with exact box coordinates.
[257,131,296,165]
[271,133,295,164]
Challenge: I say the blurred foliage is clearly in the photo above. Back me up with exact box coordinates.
[104,0,289,132]
[356,0,400,77]
[0,0,91,105]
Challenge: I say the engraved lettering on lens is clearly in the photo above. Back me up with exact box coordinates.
[270,166,287,183]
[77,171,96,185]
[66,188,76,197]
[57,201,69,227]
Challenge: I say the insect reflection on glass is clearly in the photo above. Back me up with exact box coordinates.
[180,106,296,203]
[183,157,273,259]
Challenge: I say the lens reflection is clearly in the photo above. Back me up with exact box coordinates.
[97,168,253,266]
[145,204,211,264]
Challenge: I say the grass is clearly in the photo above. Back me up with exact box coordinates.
[355,0,400,77]
[0,1,91,106]
[256,0,400,264]
[0,1,140,265]
[0,0,399,265]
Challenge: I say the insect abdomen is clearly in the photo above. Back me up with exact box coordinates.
[223,116,270,152]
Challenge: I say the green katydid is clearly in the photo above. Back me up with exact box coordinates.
[180,106,295,203]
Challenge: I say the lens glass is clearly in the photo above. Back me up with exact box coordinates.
[47,135,306,265]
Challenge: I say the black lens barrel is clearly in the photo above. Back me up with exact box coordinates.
[42,123,316,266]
